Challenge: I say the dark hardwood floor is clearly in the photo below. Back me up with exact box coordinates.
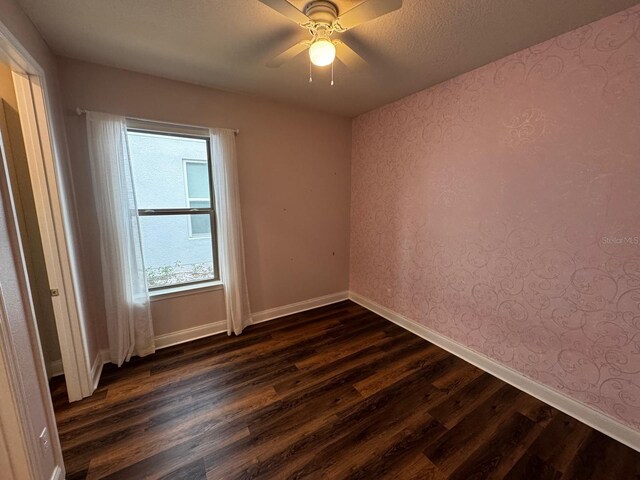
[50,301,640,479]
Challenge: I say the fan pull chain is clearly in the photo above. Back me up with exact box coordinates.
[309,57,313,83]
[331,61,334,86]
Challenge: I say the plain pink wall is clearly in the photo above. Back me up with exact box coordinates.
[57,57,352,341]
[351,6,640,430]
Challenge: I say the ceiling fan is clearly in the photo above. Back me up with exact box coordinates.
[260,0,402,82]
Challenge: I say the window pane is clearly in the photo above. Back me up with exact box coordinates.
[140,214,215,289]
[189,200,211,236]
[128,131,210,209]
[186,162,210,199]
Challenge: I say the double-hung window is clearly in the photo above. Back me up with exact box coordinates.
[184,160,211,237]
[127,121,219,292]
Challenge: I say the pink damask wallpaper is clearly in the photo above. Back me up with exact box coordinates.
[350,6,640,430]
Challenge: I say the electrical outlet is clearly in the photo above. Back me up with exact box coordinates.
[39,427,50,453]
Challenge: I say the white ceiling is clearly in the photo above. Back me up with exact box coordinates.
[17,0,639,117]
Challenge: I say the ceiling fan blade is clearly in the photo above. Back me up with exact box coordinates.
[258,0,310,25]
[335,41,367,71]
[266,41,309,67]
[336,0,402,30]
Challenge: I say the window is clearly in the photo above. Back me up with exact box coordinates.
[127,125,218,291]
[184,160,211,237]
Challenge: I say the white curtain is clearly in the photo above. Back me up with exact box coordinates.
[210,128,252,335]
[86,112,155,365]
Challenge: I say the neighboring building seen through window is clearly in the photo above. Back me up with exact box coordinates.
[184,160,211,237]
[127,128,218,290]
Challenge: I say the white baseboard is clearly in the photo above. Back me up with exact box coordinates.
[251,291,349,325]
[50,348,109,385]
[151,291,350,350]
[48,359,63,378]
[101,349,111,363]
[154,320,227,349]
[348,291,640,453]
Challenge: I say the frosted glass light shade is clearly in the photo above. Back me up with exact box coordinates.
[309,39,336,67]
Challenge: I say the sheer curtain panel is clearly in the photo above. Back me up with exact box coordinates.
[86,112,155,365]
[210,128,252,335]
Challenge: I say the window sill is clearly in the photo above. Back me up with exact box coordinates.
[149,281,223,302]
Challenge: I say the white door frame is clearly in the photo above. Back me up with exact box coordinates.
[0,21,92,403]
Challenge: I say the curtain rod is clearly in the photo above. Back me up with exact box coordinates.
[75,107,240,136]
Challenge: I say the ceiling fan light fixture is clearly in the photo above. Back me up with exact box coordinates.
[309,38,336,67]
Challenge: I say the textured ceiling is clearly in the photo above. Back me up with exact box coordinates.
[17,0,639,117]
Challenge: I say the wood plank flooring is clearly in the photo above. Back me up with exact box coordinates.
[49,300,640,479]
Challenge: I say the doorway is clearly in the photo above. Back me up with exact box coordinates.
[0,16,95,480]
[0,60,62,381]
[0,23,93,403]
[0,60,64,480]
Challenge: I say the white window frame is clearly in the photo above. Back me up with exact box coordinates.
[126,123,220,292]
[183,159,212,239]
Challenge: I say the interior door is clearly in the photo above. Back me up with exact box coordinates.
[0,110,63,479]
[0,97,60,378]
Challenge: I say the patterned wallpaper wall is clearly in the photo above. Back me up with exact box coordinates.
[350,6,640,429]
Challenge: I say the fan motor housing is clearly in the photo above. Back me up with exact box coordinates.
[304,0,339,25]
